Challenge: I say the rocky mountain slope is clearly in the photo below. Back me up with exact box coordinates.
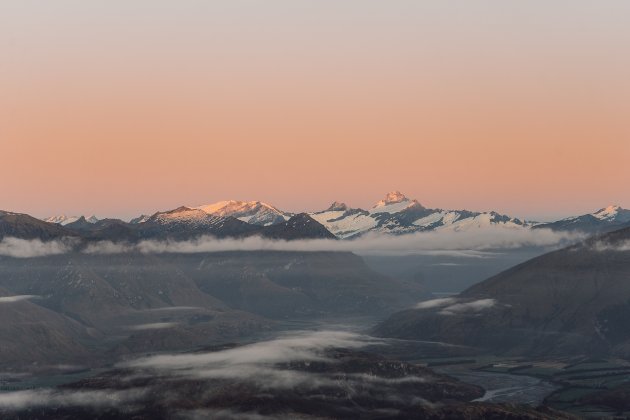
[0,250,422,367]
[373,226,630,358]
[174,251,422,318]
[0,287,94,367]
[0,210,77,241]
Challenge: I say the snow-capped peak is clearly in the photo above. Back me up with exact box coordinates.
[150,207,219,224]
[193,200,290,226]
[370,192,423,214]
[129,214,151,224]
[44,215,98,225]
[375,191,408,207]
[44,215,75,225]
[326,202,348,212]
[195,200,277,216]
[593,205,621,221]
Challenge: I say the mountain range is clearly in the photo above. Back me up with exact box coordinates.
[310,191,529,238]
[32,192,630,242]
[2,195,630,417]
[0,208,335,244]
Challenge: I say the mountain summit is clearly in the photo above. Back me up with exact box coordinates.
[371,191,424,213]
[593,205,630,222]
[194,200,291,226]
[44,215,98,225]
[376,191,409,206]
[326,202,348,212]
[310,192,525,238]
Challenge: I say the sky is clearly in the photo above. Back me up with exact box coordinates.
[1,1,629,221]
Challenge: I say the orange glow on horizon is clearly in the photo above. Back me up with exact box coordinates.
[1,1,629,220]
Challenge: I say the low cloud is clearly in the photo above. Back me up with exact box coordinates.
[83,240,132,255]
[0,295,39,303]
[591,240,630,252]
[80,227,579,257]
[115,330,440,414]
[0,388,145,410]
[414,297,498,315]
[439,299,497,316]
[430,262,463,266]
[127,322,179,331]
[415,297,457,309]
[0,237,72,258]
[125,330,373,370]
[0,227,581,258]
[122,331,380,390]
[180,409,281,420]
[142,306,202,312]
[0,331,442,415]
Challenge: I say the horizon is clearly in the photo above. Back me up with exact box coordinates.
[2,1,629,221]
[6,191,627,223]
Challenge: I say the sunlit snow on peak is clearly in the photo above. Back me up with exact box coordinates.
[593,205,621,220]
[43,215,99,225]
[193,200,291,226]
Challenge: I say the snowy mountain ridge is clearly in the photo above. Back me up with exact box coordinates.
[36,192,630,239]
[44,215,99,225]
[193,200,292,226]
[534,204,630,233]
[310,192,528,238]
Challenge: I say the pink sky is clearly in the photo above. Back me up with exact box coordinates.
[1,1,629,221]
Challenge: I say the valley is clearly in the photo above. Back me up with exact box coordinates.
[1,198,630,418]
[0,317,582,419]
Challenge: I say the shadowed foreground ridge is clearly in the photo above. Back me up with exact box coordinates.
[374,226,630,358]
[0,343,574,420]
